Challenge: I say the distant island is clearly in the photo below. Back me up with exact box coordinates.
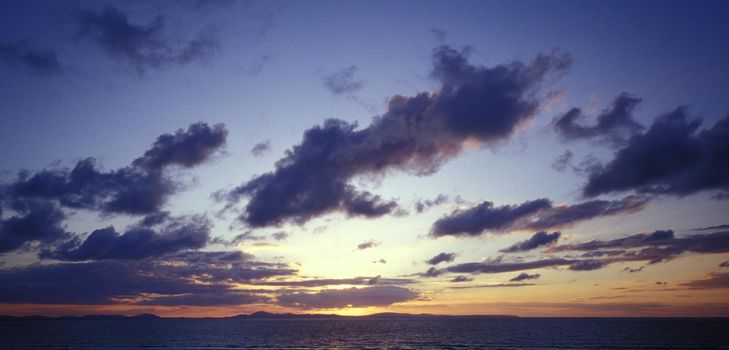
[0,311,519,320]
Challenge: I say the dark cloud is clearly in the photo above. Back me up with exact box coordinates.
[0,40,61,76]
[0,200,69,253]
[554,93,643,145]
[552,150,574,172]
[356,240,380,250]
[500,231,561,253]
[450,275,473,283]
[276,285,418,309]
[165,250,256,265]
[419,266,443,277]
[622,265,646,273]
[554,230,729,268]
[431,196,646,237]
[323,65,364,95]
[180,0,236,11]
[510,272,540,282]
[679,273,729,290]
[446,258,573,275]
[426,252,456,265]
[132,122,228,171]
[712,192,729,200]
[568,259,609,271]
[271,231,288,240]
[74,6,219,73]
[420,229,729,279]
[449,283,535,289]
[693,224,729,231]
[229,231,265,245]
[431,199,551,237]
[41,216,211,261]
[523,196,648,231]
[3,123,227,216]
[429,28,447,42]
[584,110,729,197]
[251,140,271,156]
[414,194,449,213]
[551,150,601,175]
[222,46,571,227]
[0,253,294,306]
[552,230,729,262]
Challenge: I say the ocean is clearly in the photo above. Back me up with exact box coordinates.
[1,317,728,349]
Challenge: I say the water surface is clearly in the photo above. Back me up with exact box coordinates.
[1,317,728,349]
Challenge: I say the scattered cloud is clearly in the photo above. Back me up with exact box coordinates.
[449,283,535,289]
[323,65,364,95]
[510,272,541,282]
[426,252,456,265]
[450,275,472,282]
[679,272,729,290]
[554,93,643,145]
[692,224,729,231]
[356,240,381,251]
[552,229,729,264]
[414,194,449,213]
[271,231,288,240]
[250,140,271,156]
[0,40,61,76]
[429,27,447,42]
[229,231,266,245]
[74,6,219,74]
[500,231,561,253]
[431,196,646,237]
[252,275,414,287]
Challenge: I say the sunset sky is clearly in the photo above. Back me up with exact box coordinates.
[1,0,729,317]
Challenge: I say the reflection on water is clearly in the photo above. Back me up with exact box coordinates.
[1,317,728,349]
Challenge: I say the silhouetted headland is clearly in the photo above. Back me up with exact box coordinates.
[0,311,519,320]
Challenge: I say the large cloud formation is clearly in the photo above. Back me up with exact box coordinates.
[0,251,295,306]
[0,200,68,253]
[40,215,211,261]
[431,196,647,237]
[223,46,571,227]
[0,123,226,255]
[2,122,227,216]
[584,110,729,198]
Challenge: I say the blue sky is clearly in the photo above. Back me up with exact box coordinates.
[1,0,728,316]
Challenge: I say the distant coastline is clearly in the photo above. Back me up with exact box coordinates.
[0,311,520,320]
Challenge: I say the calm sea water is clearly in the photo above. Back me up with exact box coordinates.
[1,317,728,349]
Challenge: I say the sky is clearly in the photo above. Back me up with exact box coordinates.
[1,0,729,317]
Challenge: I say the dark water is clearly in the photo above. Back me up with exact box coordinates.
[1,317,728,349]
